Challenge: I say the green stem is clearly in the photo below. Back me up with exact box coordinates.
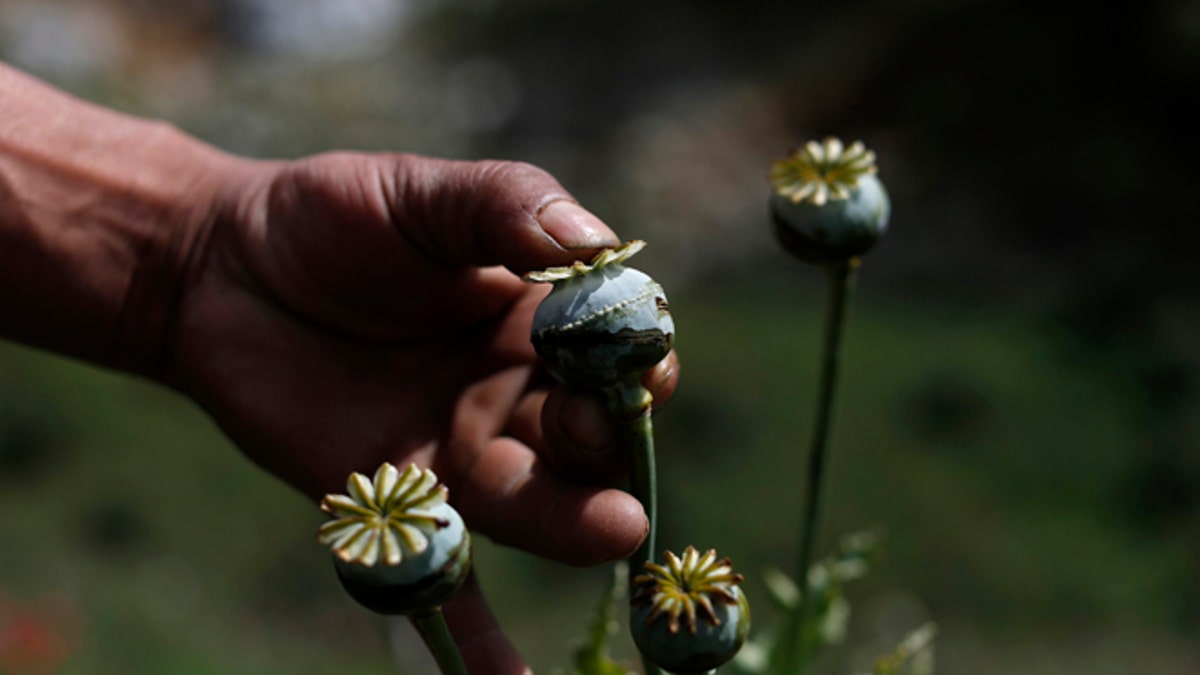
[626,407,657,573]
[606,381,658,571]
[410,608,469,675]
[777,260,858,675]
[608,381,662,675]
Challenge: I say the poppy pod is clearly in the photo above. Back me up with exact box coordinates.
[630,546,751,673]
[526,240,674,388]
[317,463,470,616]
[769,138,890,265]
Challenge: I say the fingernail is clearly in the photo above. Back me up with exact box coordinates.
[560,391,616,453]
[538,201,620,250]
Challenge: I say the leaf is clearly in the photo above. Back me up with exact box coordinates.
[869,623,938,675]
[761,567,800,611]
[810,529,884,649]
[765,529,886,675]
[827,529,883,584]
[573,563,636,675]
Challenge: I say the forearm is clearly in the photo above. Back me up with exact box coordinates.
[0,63,241,376]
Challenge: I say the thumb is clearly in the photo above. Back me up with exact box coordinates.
[388,155,621,274]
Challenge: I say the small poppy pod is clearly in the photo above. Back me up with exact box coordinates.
[630,546,751,674]
[526,241,674,387]
[769,137,890,265]
[318,463,471,616]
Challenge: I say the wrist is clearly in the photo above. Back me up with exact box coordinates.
[0,64,253,376]
[108,131,255,379]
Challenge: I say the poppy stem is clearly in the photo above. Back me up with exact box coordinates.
[410,607,468,675]
[775,258,858,675]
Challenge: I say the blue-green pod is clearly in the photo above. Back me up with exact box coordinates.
[630,546,750,673]
[769,138,890,265]
[318,463,471,616]
[526,241,673,387]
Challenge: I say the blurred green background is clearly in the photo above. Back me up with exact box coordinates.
[1,0,1197,673]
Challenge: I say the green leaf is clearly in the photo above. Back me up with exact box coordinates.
[765,529,886,675]
[827,529,883,583]
[810,529,884,649]
[869,623,937,675]
[761,567,801,611]
[573,563,636,675]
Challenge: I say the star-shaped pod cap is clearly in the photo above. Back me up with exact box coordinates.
[318,463,471,615]
[630,546,750,673]
[769,138,890,265]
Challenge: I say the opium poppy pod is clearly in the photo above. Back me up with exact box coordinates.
[317,463,471,616]
[526,240,674,388]
[630,546,751,674]
[769,137,890,265]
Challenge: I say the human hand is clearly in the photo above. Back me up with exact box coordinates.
[166,152,679,672]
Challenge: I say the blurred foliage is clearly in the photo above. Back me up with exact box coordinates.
[736,530,887,675]
[571,563,634,675]
[1,0,1199,673]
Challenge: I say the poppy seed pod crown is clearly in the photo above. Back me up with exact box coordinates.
[770,138,890,265]
[630,546,751,673]
[525,241,674,387]
[318,463,470,616]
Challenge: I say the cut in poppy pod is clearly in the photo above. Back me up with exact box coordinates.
[317,463,471,616]
[769,137,890,265]
[525,240,674,389]
[631,546,751,674]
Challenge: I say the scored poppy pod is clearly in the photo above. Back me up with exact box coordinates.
[525,240,674,390]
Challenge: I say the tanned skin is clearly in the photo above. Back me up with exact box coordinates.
[0,62,679,673]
